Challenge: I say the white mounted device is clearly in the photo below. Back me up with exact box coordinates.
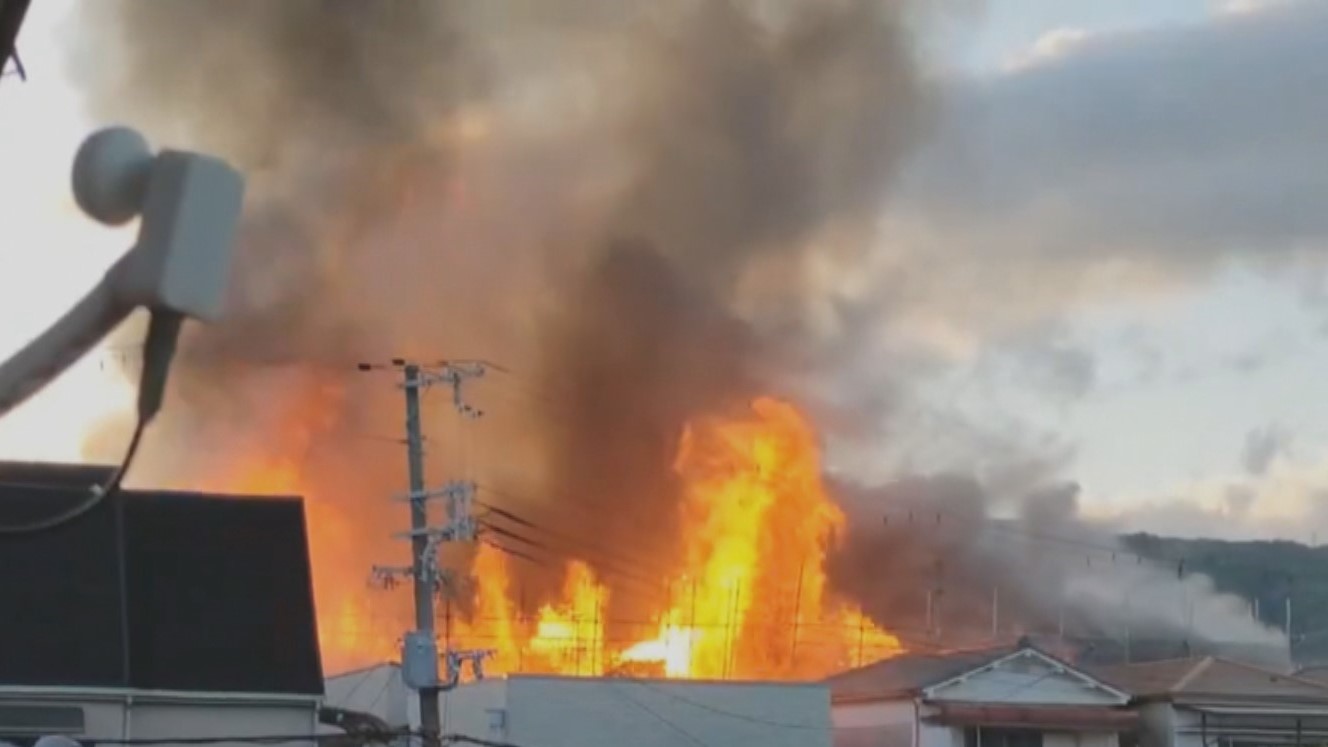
[0,126,245,418]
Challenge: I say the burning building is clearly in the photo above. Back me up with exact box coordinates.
[446,396,901,680]
[59,0,1287,681]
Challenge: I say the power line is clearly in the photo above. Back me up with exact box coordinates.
[479,536,676,606]
[89,730,526,747]
[475,502,677,589]
[617,677,823,730]
[475,482,678,564]
[93,731,408,745]
[610,683,714,747]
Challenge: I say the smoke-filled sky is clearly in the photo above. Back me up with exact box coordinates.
[0,0,1326,550]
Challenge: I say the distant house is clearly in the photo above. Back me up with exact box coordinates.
[1095,656,1328,747]
[825,642,1136,747]
[0,462,324,746]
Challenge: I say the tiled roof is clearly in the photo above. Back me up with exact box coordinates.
[1093,657,1328,702]
[825,644,1015,701]
[1296,665,1328,686]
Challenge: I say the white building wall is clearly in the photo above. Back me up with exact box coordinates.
[0,690,318,747]
[832,699,914,747]
[325,664,410,728]
[131,701,316,746]
[918,720,954,747]
[442,676,831,747]
[439,678,506,741]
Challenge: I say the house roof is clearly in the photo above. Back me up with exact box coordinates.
[827,642,1130,706]
[1092,657,1328,703]
[1296,665,1328,687]
[0,462,324,696]
[825,644,1016,701]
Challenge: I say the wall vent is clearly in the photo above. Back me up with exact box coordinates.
[0,705,85,735]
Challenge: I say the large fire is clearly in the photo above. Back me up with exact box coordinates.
[450,396,900,679]
[228,391,901,679]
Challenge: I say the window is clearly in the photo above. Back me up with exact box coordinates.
[964,728,1044,747]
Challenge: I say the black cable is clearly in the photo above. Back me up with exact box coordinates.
[609,684,713,747]
[0,310,182,536]
[441,734,526,747]
[94,729,409,745]
[95,727,530,747]
[619,677,824,730]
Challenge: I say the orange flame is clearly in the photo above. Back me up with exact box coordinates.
[448,396,902,679]
[222,389,901,678]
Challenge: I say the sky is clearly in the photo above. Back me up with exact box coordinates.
[1,0,1325,542]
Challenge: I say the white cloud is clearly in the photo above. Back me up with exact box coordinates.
[1002,27,1093,72]
[819,1,1328,526]
[1216,0,1294,17]
[1086,453,1328,542]
[858,0,1328,341]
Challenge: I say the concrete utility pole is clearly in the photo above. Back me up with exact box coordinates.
[363,359,488,747]
[403,363,442,746]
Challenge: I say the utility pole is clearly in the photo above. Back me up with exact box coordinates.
[404,363,442,746]
[363,359,489,747]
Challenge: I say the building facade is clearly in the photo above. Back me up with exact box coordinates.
[327,665,832,747]
[442,674,832,747]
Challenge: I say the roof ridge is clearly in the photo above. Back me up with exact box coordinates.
[1172,656,1213,692]
[1215,657,1328,690]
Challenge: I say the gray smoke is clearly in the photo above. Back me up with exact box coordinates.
[66,0,938,667]
[828,476,1289,666]
[65,0,1282,672]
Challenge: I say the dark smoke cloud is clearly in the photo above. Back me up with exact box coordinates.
[66,0,940,659]
[63,0,1294,671]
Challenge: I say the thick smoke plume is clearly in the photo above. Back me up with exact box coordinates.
[68,0,932,664]
[830,477,1289,666]
[65,1,1284,670]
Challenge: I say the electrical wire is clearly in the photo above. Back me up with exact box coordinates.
[617,677,824,730]
[91,726,530,747]
[92,730,409,746]
[0,310,183,536]
[441,735,525,747]
[609,683,714,747]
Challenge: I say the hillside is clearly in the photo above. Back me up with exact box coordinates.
[1121,533,1328,665]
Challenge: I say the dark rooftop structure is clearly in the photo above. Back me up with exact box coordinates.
[0,461,323,695]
